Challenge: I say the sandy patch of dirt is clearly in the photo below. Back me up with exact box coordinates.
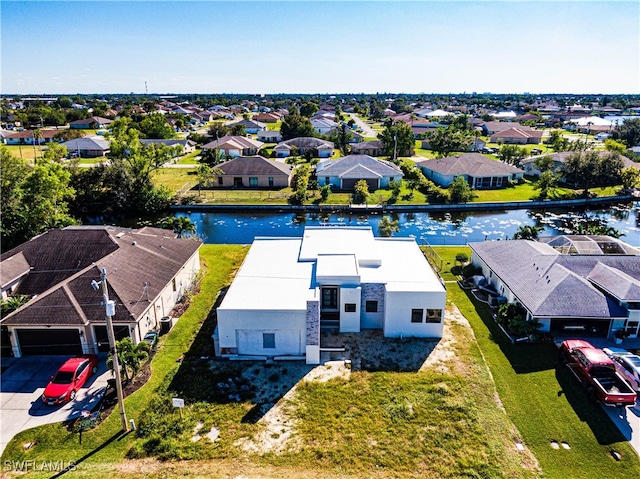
[237,307,465,455]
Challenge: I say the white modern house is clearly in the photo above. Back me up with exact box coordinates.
[215,226,446,364]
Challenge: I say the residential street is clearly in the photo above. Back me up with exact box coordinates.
[346,113,378,138]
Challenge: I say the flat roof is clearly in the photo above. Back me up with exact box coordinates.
[218,228,445,313]
[316,254,359,280]
[298,227,381,265]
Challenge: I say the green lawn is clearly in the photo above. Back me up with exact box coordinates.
[434,247,640,479]
[175,150,200,165]
[4,245,639,478]
[1,245,249,477]
[152,168,197,192]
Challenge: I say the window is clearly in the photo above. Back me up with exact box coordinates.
[268,176,274,187]
[426,309,442,323]
[325,177,330,185]
[411,309,423,323]
[344,303,356,313]
[217,177,223,185]
[172,278,177,292]
[263,333,275,349]
[365,300,378,313]
[249,177,258,187]
[321,287,338,310]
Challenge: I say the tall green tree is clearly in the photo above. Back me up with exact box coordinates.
[43,143,69,163]
[611,118,640,147]
[498,144,528,166]
[300,101,319,118]
[280,113,315,141]
[207,122,229,140]
[379,120,415,158]
[620,167,640,190]
[352,179,370,204]
[448,176,475,203]
[533,155,555,173]
[138,113,175,139]
[426,124,474,158]
[533,170,559,200]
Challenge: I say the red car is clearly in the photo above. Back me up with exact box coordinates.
[42,355,98,405]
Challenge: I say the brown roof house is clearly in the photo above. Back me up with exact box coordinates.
[213,155,293,188]
[490,127,544,144]
[274,137,334,158]
[0,226,201,357]
[69,116,113,130]
[202,135,264,157]
[416,153,524,189]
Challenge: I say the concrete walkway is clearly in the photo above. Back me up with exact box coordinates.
[0,356,111,457]
[346,112,378,138]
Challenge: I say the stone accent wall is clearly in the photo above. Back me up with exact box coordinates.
[362,283,385,314]
[306,300,320,346]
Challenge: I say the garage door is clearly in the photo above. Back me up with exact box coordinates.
[16,329,82,356]
[342,178,379,190]
[236,329,302,356]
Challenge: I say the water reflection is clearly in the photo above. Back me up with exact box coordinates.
[183,202,640,246]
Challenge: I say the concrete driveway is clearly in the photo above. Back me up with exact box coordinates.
[0,355,111,456]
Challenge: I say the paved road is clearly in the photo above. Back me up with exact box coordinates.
[0,356,111,457]
[346,113,378,138]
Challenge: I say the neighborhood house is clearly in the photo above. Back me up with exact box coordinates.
[416,153,524,188]
[0,226,201,357]
[315,154,403,191]
[469,235,640,339]
[215,226,446,364]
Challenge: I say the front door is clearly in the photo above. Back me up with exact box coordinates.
[320,286,339,328]
[321,287,338,312]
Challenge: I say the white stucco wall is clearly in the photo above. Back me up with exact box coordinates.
[216,309,306,356]
[383,290,446,338]
[340,286,361,333]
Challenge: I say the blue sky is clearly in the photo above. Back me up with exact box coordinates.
[2,1,638,94]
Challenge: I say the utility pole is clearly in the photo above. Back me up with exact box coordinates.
[97,268,128,432]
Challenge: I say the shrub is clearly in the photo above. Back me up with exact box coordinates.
[462,264,481,278]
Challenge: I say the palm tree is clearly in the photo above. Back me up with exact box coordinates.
[159,216,197,238]
[107,337,149,382]
[0,295,31,316]
[513,225,543,240]
[378,216,400,237]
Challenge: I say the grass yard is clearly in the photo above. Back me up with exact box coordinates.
[3,244,640,478]
[434,247,640,479]
[152,168,197,192]
[1,245,249,478]
[175,150,200,164]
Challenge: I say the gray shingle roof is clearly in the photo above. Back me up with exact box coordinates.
[316,154,402,178]
[416,153,524,177]
[587,262,640,302]
[62,137,110,151]
[217,156,293,176]
[469,239,635,318]
[274,137,334,150]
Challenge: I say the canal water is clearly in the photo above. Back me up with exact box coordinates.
[182,202,640,246]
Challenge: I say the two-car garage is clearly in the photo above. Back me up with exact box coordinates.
[13,329,83,356]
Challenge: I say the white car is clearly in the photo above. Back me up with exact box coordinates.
[612,354,640,392]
